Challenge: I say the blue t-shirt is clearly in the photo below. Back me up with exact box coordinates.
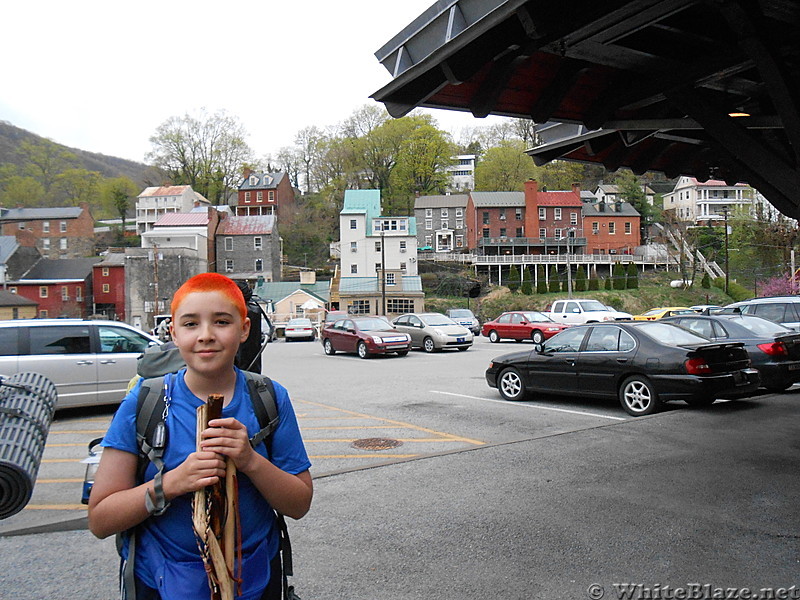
[102,368,311,598]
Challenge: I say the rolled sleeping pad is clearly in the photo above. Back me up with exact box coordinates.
[0,372,58,520]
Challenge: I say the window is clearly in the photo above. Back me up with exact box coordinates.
[249,175,258,186]
[225,237,233,251]
[268,190,275,202]
[555,228,564,238]
[609,222,616,234]
[570,212,578,225]
[244,192,251,203]
[482,229,490,239]
[256,191,263,202]
[441,220,449,229]
[225,259,234,272]
[441,208,448,218]
[254,237,263,251]
[102,267,109,277]
[456,218,464,229]
[40,286,48,298]
[42,238,50,250]
[539,228,547,238]
[399,220,406,231]
[455,208,463,217]
[60,221,67,233]
[375,241,382,252]
[350,264,358,274]
[254,259,263,271]
[554,208,562,220]
[350,219,357,230]
[456,235,464,248]
[18,222,25,230]
[9,287,16,293]
[592,222,599,234]
[425,235,432,246]
[425,219,433,230]
[625,222,632,234]
[40,310,48,318]
[348,300,370,315]
[43,221,50,233]
[499,228,507,238]
[350,241,358,252]
[102,284,110,293]
[515,208,523,221]
[425,208,432,218]
[538,207,546,219]
[483,212,490,225]
[62,286,69,301]
[386,272,396,285]
[516,227,524,237]
[400,262,407,272]
[387,298,414,313]
[499,208,506,221]
[60,238,67,250]
[30,325,90,355]
[375,263,382,273]
[76,288,82,302]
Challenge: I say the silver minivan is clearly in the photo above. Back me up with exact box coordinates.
[0,319,160,409]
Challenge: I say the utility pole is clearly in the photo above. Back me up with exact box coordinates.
[721,206,730,295]
[566,228,575,298]
[380,228,386,316]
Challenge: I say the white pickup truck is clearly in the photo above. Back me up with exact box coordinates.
[545,299,633,324]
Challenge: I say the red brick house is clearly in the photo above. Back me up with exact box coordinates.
[582,201,641,255]
[8,257,101,318]
[93,251,127,320]
[0,203,95,259]
[236,171,297,225]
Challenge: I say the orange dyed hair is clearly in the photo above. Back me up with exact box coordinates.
[171,273,247,321]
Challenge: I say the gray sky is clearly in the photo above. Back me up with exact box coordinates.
[1,1,504,164]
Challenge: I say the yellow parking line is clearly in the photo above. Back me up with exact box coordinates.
[302,425,416,431]
[48,430,108,435]
[36,478,83,483]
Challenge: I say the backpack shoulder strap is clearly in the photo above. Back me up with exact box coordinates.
[135,376,169,516]
[242,371,280,451]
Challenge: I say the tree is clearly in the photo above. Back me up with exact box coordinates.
[613,169,654,239]
[613,264,627,290]
[588,271,600,291]
[701,273,711,289]
[147,109,253,203]
[0,175,46,207]
[54,168,101,206]
[604,275,613,290]
[474,139,538,191]
[538,161,585,191]
[101,177,140,236]
[17,138,77,195]
[548,265,561,293]
[536,265,548,294]
[574,265,587,292]
[389,124,455,208]
[507,265,521,292]
[626,263,639,289]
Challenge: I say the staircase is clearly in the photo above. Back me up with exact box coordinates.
[653,223,726,279]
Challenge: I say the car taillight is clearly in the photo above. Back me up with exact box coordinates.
[757,341,789,356]
[685,357,712,374]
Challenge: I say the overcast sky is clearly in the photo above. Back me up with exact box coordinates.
[0,1,505,164]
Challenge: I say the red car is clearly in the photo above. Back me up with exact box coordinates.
[321,316,411,359]
[482,310,570,344]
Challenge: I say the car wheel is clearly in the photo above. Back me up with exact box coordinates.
[396,350,409,357]
[323,339,335,355]
[619,375,661,416]
[531,330,545,344]
[488,330,500,343]
[423,336,437,353]
[498,368,525,401]
[357,341,370,359]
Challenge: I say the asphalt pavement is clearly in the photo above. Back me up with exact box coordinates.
[1,338,798,599]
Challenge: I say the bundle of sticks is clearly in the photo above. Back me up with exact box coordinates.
[193,394,241,600]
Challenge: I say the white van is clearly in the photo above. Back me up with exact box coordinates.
[0,319,160,409]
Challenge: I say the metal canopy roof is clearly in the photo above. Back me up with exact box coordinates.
[371,0,800,218]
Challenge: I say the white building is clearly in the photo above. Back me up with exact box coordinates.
[662,177,754,224]
[337,189,424,316]
[135,185,211,234]
[446,154,476,192]
[594,183,655,206]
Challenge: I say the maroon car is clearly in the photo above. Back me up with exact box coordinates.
[482,310,571,344]
[321,316,411,359]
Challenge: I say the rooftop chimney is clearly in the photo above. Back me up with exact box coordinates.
[571,182,581,195]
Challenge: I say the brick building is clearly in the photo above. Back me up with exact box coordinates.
[93,251,127,320]
[216,214,281,282]
[0,204,95,259]
[8,258,101,318]
[236,171,297,226]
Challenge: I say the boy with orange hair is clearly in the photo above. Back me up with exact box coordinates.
[89,273,312,599]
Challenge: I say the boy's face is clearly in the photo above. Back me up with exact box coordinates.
[170,290,251,380]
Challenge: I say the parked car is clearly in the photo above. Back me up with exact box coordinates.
[632,306,697,320]
[0,319,161,409]
[481,311,570,344]
[485,321,759,416]
[545,298,633,324]
[446,308,481,334]
[284,318,316,341]
[392,312,473,352]
[663,313,800,392]
[324,310,348,326]
[690,305,723,313]
[321,316,410,358]
[720,296,800,330]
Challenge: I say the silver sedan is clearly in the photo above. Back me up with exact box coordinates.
[391,312,473,352]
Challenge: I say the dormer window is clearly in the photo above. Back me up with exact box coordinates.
[263,176,273,185]
[249,175,258,186]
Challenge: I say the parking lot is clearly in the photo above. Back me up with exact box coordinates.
[2,335,798,599]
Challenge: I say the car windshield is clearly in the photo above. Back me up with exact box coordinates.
[288,319,312,326]
[449,310,474,318]
[421,314,456,326]
[355,318,393,331]
[636,322,710,345]
[578,300,609,311]
[523,311,552,322]
[732,316,792,336]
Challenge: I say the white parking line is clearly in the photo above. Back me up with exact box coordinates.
[430,390,627,421]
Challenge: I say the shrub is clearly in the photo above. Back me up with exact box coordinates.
[604,276,613,290]
[613,264,627,290]
[536,265,548,294]
[588,273,599,291]
[548,266,561,293]
[701,273,711,289]
[507,265,521,292]
[626,263,639,289]
[574,265,587,292]
[713,277,751,302]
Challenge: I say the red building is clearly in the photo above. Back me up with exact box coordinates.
[93,252,127,320]
[0,203,96,259]
[236,171,297,226]
[9,258,100,318]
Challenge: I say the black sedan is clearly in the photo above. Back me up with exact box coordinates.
[321,316,411,358]
[662,314,800,392]
[485,321,760,416]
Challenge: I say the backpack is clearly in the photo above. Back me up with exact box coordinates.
[119,369,299,600]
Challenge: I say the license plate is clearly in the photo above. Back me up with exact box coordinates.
[733,371,746,385]
[457,337,465,343]
[789,364,800,371]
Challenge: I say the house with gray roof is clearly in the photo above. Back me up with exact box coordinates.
[414,194,469,252]
[8,257,101,318]
[0,289,38,320]
[216,214,281,283]
[236,170,297,226]
[0,203,95,259]
[0,235,41,285]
